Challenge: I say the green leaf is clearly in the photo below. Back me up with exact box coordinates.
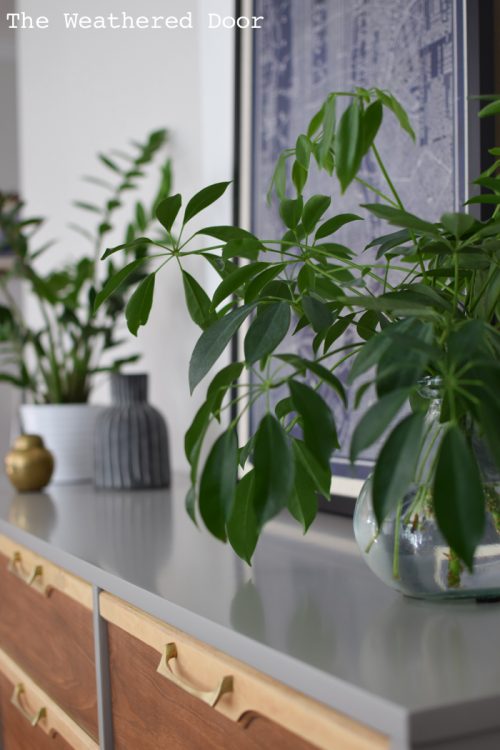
[101,237,152,260]
[302,195,331,234]
[211,262,266,309]
[185,486,197,525]
[315,213,362,240]
[297,265,316,294]
[94,257,149,312]
[478,99,500,118]
[361,204,439,235]
[99,154,121,173]
[73,201,101,214]
[440,212,476,238]
[279,197,303,229]
[197,225,257,242]
[318,94,336,166]
[295,134,312,169]
[227,471,258,564]
[276,354,346,406]
[290,380,338,468]
[156,194,181,232]
[253,414,294,528]
[350,389,410,462]
[185,400,213,468]
[182,271,212,329]
[433,425,485,570]
[292,439,331,499]
[466,194,500,205]
[184,182,231,225]
[375,89,416,141]
[268,152,287,202]
[324,315,355,351]
[125,274,155,336]
[335,101,362,192]
[222,237,263,261]
[356,309,379,340]
[275,396,295,420]
[189,304,255,393]
[135,202,147,232]
[98,222,113,236]
[292,161,308,195]
[360,100,383,156]
[302,295,333,333]
[206,361,244,416]
[289,456,318,533]
[199,429,238,541]
[307,102,325,138]
[244,302,290,364]
[372,413,425,527]
[244,264,287,303]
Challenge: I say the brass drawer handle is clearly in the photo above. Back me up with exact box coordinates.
[11,683,47,727]
[157,643,233,707]
[8,551,49,595]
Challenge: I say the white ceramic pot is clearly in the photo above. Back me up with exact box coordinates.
[19,404,104,484]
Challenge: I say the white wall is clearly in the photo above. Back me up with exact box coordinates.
[0,0,20,461]
[14,0,234,471]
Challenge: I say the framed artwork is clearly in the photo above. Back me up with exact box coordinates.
[236,0,485,503]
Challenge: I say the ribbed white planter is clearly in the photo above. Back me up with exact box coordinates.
[20,404,104,484]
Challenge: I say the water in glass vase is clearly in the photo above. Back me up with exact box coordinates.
[353,378,500,600]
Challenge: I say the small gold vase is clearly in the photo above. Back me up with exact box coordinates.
[5,434,54,492]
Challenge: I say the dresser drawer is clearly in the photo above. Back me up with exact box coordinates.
[0,536,98,739]
[0,647,98,750]
[101,593,388,750]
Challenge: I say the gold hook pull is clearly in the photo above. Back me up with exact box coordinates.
[8,552,48,595]
[11,683,47,727]
[157,643,233,707]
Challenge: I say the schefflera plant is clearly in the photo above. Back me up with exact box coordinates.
[96,88,500,572]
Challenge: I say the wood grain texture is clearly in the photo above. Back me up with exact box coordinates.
[0,552,98,739]
[0,536,93,608]
[107,622,317,750]
[102,594,388,750]
[0,648,98,750]
[0,670,72,750]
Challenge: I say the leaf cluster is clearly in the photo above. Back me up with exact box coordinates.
[100,90,500,570]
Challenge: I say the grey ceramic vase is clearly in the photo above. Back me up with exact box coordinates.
[94,374,170,490]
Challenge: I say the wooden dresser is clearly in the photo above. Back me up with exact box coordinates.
[0,476,499,749]
[0,533,385,749]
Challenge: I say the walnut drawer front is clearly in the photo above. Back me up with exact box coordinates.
[101,593,388,750]
[0,646,98,750]
[0,535,98,739]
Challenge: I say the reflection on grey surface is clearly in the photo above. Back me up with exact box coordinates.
[1,473,500,716]
[9,491,57,537]
[230,580,267,643]
[360,597,500,708]
[93,487,173,587]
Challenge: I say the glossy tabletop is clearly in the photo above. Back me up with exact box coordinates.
[0,473,499,748]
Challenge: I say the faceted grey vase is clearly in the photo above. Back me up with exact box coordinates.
[94,374,170,490]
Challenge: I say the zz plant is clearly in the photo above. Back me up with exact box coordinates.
[98,88,500,571]
[0,129,172,403]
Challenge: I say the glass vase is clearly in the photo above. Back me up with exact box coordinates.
[353,378,500,600]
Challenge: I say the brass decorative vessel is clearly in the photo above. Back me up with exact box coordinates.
[5,435,54,492]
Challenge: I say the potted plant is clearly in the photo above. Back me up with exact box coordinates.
[98,89,500,598]
[0,130,173,482]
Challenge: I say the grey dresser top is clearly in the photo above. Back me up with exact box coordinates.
[0,473,499,747]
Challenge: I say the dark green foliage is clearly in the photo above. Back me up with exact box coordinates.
[100,89,500,570]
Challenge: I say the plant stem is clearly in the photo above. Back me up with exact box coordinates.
[392,500,403,579]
